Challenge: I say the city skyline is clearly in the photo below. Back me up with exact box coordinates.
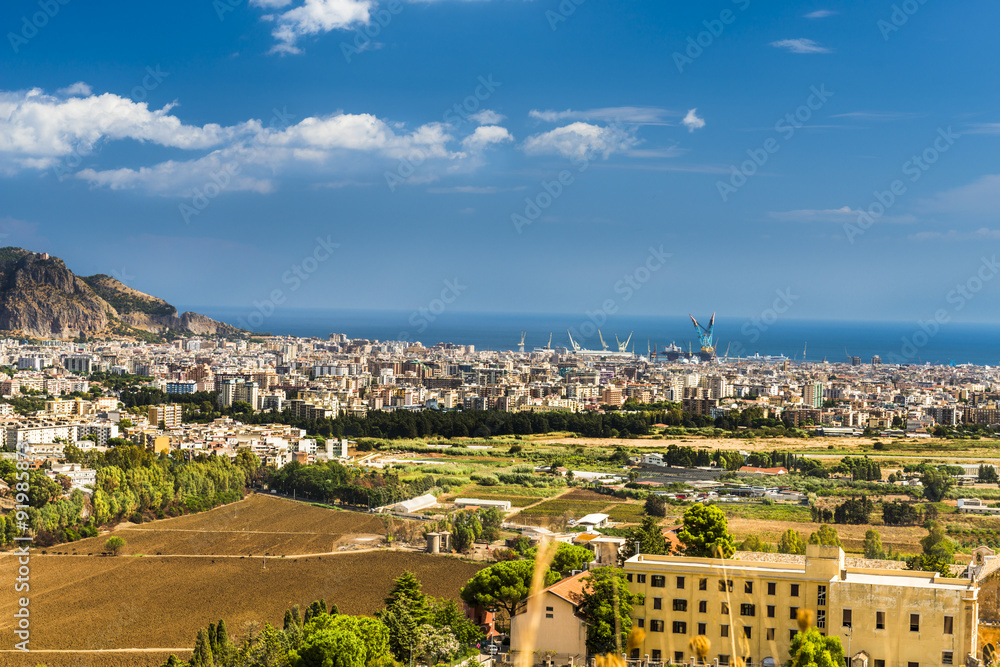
[2,1,999,322]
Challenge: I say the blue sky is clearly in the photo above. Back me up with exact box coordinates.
[2,0,999,325]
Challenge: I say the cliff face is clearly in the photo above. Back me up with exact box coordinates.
[0,248,242,340]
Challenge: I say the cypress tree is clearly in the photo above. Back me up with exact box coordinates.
[215,619,231,664]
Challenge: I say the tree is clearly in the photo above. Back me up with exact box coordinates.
[619,515,671,565]
[808,525,841,548]
[678,503,735,559]
[528,542,595,576]
[105,536,126,556]
[906,554,952,577]
[788,627,845,667]
[429,597,483,647]
[414,624,460,665]
[739,534,775,553]
[921,468,953,502]
[921,521,956,563]
[578,567,642,656]
[479,506,504,543]
[384,571,430,623]
[644,493,667,517]
[778,529,807,555]
[863,529,885,560]
[189,628,215,667]
[379,597,419,664]
[979,464,999,483]
[460,559,559,631]
[291,615,390,667]
[882,501,921,526]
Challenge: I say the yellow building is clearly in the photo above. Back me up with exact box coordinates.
[624,545,978,667]
[148,404,183,429]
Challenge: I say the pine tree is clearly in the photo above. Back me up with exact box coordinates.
[207,622,218,657]
[215,619,231,665]
[283,609,295,631]
[384,571,430,624]
[189,628,215,667]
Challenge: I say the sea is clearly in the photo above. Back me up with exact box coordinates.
[183,307,1000,368]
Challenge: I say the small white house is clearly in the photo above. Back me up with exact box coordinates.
[574,513,610,528]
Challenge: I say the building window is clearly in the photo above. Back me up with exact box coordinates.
[944,616,954,635]
[698,623,706,635]
[910,614,920,632]
[675,652,685,664]
[653,597,662,610]
[907,663,918,667]
[790,630,798,641]
[652,575,666,588]
[545,605,553,619]
[673,621,688,634]
[636,618,645,628]
[722,602,730,615]
[876,611,885,630]
[719,656,730,666]
[677,576,686,590]
[650,620,664,633]
[842,609,852,628]
[699,600,708,613]
[699,578,708,591]
[740,604,756,617]
[790,606,799,621]
[817,585,827,606]
[767,605,775,618]
[673,599,688,612]
[652,650,662,663]
[943,652,953,666]
[627,574,633,583]
[721,625,729,638]
[790,584,800,597]
[874,661,885,667]
[817,610,826,629]
[766,628,775,641]
[637,574,646,584]
[743,626,752,639]
[630,649,640,660]
[719,579,734,592]
[745,581,753,594]
[767,582,776,595]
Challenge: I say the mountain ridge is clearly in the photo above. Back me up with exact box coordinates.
[0,248,244,340]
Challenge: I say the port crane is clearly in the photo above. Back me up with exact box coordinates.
[545,333,552,349]
[567,330,582,352]
[615,332,633,353]
[517,331,526,354]
[689,313,716,356]
[597,330,610,351]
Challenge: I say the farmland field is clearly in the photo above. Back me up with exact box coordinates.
[0,495,484,667]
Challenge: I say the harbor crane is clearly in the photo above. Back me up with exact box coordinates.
[689,313,716,356]
[598,330,610,351]
[546,332,552,349]
[517,331,526,354]
[615,331,633,353]
[567,330,582,352]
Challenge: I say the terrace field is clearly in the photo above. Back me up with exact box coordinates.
[0,495,484,667]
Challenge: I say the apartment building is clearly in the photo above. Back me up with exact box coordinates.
[148,404,183,429]
[624,545,978,667]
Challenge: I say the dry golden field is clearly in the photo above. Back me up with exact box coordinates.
[0,495,484,667]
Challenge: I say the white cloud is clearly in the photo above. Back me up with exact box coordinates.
[0,88,254,173]
[769,206,916,224]
[469,109,505,125]
[528,106,673,125]
[57,82,93,97]
[461,125,513,152]
[967,123,1000,135]
[67,102,505,195]
[682,108,705,133]
[910,228,1000,242]
[918,174,1000,219]
[263,0,373,54]
[804,10,836,18]
[770,38,831,54]
[522,122,638,160]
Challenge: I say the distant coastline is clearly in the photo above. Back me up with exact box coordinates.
[183,306,1000,367]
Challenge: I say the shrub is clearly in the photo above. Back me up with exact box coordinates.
[105,536,127,556]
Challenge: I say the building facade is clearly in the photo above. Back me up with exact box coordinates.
[624,546,978,667]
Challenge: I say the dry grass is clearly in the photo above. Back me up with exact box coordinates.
[728,517,927,553]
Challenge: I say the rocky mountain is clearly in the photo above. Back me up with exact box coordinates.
[0,248,244,340]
